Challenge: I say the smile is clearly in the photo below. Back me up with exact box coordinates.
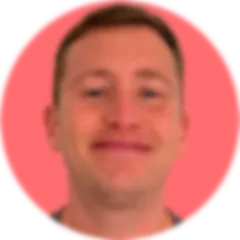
[92,141,151,152]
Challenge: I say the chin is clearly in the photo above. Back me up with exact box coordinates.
[99,174,149,193]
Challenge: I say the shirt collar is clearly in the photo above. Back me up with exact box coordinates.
[46,211,191,233]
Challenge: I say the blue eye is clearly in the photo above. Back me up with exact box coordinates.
[85,89,104,98]
[141,89,159,98]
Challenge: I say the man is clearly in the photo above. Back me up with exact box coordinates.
[44,3,188,239]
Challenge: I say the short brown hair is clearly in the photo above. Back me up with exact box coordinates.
[53,3,184,105]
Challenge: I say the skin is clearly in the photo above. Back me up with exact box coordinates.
[44,25,188,239]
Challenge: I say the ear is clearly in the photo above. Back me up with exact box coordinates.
[178,110,190,154]
[43,105,61,151]
[181,110,190,140]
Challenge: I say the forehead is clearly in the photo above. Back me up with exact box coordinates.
[64,25,177,79]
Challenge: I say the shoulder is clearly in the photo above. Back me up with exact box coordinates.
[172,214,192,232]
[45,210,61,232]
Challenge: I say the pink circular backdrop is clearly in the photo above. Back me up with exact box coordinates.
[0,0,240,231]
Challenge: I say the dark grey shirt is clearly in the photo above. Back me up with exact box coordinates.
[46,211,192,233]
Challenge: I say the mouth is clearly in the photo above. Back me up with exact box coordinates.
[92,141,152,153]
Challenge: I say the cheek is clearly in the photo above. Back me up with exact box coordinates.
[149,106,185,164]
[58,104,103,153]
[150,107,182,140]
[56,104,105,175]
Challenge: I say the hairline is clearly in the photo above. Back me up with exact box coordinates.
[53,6,184,105]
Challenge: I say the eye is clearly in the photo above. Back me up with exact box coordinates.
[84,89,105,98]
[140,89,161,98]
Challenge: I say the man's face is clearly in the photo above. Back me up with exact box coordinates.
[45,26,187,194]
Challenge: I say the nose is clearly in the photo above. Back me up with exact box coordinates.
[104,95,140,131]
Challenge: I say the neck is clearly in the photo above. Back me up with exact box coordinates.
[61,183,172,239]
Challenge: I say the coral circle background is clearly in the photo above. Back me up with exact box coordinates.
[0,0,240,231]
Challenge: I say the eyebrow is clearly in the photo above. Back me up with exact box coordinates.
[70,67,171,86]
[71,68,113,83]
[134,68,171,86]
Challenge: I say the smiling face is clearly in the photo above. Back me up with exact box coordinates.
[45,25,188,195]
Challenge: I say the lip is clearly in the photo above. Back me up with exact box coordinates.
[92,141,151,152]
